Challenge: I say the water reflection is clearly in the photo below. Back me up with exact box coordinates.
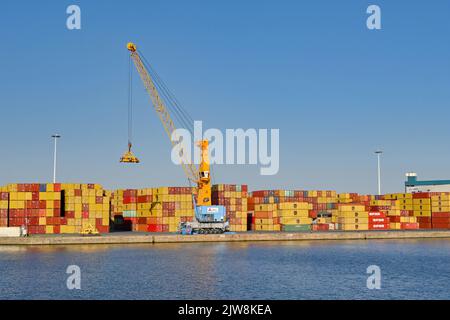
[0,239,449,300]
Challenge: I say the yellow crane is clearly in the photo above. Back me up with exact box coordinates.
[120,42,227,233]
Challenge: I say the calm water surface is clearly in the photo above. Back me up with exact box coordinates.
[0,239,449,299]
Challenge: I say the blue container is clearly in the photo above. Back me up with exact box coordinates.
[39,184,46,192]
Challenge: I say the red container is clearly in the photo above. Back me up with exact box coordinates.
[369,217,389,224]
[412,192,430,199]
[123,189,137,197]
[369,211,386,218]
[432,223,450,229]
[432,217,450,224]
[97,226,109,233]
[369,223,389,230]
[309,210,318,219]
[137,217,147,224]
[312,224,329,231]
[432,212,450,218]
[401,222,420,230]
[65,211,75,219]
[417,216,432,223]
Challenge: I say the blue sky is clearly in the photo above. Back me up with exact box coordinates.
[0,0,449,194]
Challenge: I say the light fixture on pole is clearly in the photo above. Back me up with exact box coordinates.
[375,150,383,195]
[52,134,61,183]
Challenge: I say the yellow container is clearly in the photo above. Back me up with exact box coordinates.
[278,217,312,225]
[339,205,366,212]
[389,223,401,230]
[413,211,431,217]
[337,217,369,224]
[61,225,76,234]
[278,202,309,210]
[338,223,368,231]
[413,204,431,211]
[277,209,309,217]
[337,211,368,218]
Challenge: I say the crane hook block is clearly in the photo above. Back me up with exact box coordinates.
[127,42,137,52]
[120,143,140,163]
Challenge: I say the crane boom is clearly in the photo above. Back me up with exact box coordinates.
[127,43,198,183]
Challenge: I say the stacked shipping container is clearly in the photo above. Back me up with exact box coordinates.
[60,183,110,234]
[278,202,312,232]
[0,191,8,227]
[0,183,110,234]
[211,184,248,232]
[111,187,195,232]
[1,182,450,234]
[431,193,450,229]
[336,204,368,231]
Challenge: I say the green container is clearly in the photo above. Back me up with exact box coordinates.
[281,224,311,232]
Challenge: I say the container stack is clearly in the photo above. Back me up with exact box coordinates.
[122,189,138,229]
[0,183,110,234]
[367,199,391,230]
[411,193,431,229]
[278,202,312,232]
[249,190,337,220]
[5,183,62,234]
[134,188,153,232]
[0,191,9,227]
[336,204,368,231]
[431,193,450,229]
[211,184,248,232]
[337,193,360,204]
[309,190,338,219]
[252,203,279,231]
[60,183,110,234]
[382,194,419,230]
[146,187,195,232]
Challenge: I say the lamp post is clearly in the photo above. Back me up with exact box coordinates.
[52,134,61,183]
[375,150,383,195]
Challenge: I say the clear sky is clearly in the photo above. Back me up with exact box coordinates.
[0,0,449,194]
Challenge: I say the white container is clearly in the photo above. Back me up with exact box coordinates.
[0,227,22,237]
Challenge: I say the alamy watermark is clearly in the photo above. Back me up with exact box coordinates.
[367,5,381,30]
[66,265,81,290]
[171,121,279,176]
[66,5,81,30]
[366,265,381,289]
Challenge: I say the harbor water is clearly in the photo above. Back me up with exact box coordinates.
[0,239,449,299]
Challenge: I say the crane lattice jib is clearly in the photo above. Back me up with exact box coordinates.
[129,50,198,183]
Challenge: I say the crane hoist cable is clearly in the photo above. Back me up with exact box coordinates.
[120,54,140,163]
[128,54,133,147]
